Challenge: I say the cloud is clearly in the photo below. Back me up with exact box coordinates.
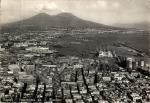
[35,2,57,12]
[90,0,120,10]
[45,2,57,10]
[34,1,65,15]
[112,2,120,8]
[97,0,108,9]
[0,0,150,25]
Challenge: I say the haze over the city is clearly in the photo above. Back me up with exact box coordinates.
[0,0,150,25]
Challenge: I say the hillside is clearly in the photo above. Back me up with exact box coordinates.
[2,12,121,30]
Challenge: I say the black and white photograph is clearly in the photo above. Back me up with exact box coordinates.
[0,0,150,103]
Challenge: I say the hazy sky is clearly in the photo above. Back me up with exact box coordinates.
[0,0,150,25]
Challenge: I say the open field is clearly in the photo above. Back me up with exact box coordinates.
[52,33,149,58]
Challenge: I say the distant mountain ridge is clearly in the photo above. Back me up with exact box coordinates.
[3,12,121,29]
[114,22,150,31]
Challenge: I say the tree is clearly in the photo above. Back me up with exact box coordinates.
[94,73,98,84]
[77,84,80,94]
[75,71,78,82]
[52,87,56,99]
[16,93,20,102]
[42,83,46,103]
[33,76,40,101]
[61,88,64,98]
[13,77,18,83]
[20,67,24,72]
[12,93,16,101]
[21,83,27,99]
[4,89,9,95]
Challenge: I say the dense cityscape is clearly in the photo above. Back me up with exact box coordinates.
[1,0,150,102]
[0,27,150,103]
